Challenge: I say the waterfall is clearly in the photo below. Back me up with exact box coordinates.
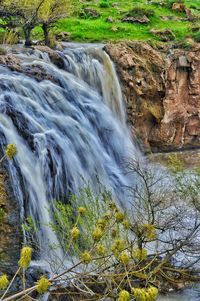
[0,44,139,266]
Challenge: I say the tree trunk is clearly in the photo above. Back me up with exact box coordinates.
[23,26,33,47]
[42,23,50,46]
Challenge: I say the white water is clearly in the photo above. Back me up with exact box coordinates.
[0,44,140,264]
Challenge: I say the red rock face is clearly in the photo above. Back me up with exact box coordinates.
[105,42,200,152]
[159,49,200,150]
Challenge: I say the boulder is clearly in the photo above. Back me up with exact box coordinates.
[122,15,150,24]
[150,29,175,42]
[172,3,185,12]
[106,16,114,23]
[0,169,21,273]
[55,32,71,42]
[82,8,100,19]
[105,41,200,152]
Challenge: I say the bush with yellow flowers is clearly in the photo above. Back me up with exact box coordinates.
[131,287,158,301]
[118,290,130,301]
[36,276,51,294]
[5,144,17,160]
[141,224,156,240]
[71,226,80,240]
[18,246,32,269]
[132,248,148,261]
[0,274,9,290]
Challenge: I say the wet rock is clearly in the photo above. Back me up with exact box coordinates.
[0,169,21,272]
[105,41,166,152]
[0,54,22,72]
[35,46,65,69]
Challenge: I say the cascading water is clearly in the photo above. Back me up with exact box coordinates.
[0,44,139,266]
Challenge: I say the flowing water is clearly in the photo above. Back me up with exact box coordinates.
[0,44,139,264]
[0,44,199,300]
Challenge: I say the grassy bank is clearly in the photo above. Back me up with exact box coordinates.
[32,0,200,43]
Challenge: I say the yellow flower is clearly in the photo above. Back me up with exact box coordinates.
[18,246,32,269]
[96,244,106,255]
[5,144,17,160]
[119,251,130,265]
[115,210,125,223]
[131,288,146,301]
[122,219,129,230]
[132,248,147,261]
[71,227,80,240]
[0,274,9,290]
[81,251,91,264]
[36,276,50,294]
[112,239,124,254]
[92,227,103,241]
[111,228,117,238]
[114,239,124,251]
[97,219,106,230]
[141,224,156,240]
[118,290,130,301]
[78,207,86,215]
[147,286,158,300]
[109,202,116,210]
[103,212,111,221]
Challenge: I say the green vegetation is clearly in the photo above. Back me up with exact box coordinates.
[52,0,199,43]
[1,143,200,300]
[0,0,199,45]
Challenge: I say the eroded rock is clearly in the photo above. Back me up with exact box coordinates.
[105,41,200,152]
[0,169,21,272]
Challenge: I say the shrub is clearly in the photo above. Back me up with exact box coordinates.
[126,6,155,18]
[99,0,110,8]
[192,31,200,43]
[190,5,197,10]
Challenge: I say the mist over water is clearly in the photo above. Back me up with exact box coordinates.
[0,44,139,262]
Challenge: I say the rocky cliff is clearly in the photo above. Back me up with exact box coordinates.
[105,42,200,153]
[0,168,21,273]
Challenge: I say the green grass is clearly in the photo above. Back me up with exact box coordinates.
[24,0,200,44]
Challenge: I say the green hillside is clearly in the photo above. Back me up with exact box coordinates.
[33,0,200,43]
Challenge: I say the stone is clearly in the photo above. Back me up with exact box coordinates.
[55,32,71,42]
[105,42,200,152]
[83,8,100,19]
[178,55,190,68]
[122,15,150,24]
[0,169,21,273]
[160,15,179,21]
[172,3,185,12]
[106,16,114,23]
[150,29,175,42]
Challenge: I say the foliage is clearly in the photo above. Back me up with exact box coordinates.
[126,6,155,18]
[0,0,199,44]
[0,208,5,224]
[0,0,76,46]
[5,144,17,160]
[18,246,32,269]
[99,0,110,9]
[0,275,9,290]
[2,157,200,300]
[36,276,50,294]
[192,31,200,43]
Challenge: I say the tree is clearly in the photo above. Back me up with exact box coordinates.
[38,0,75,46]
[1,0,46,46]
